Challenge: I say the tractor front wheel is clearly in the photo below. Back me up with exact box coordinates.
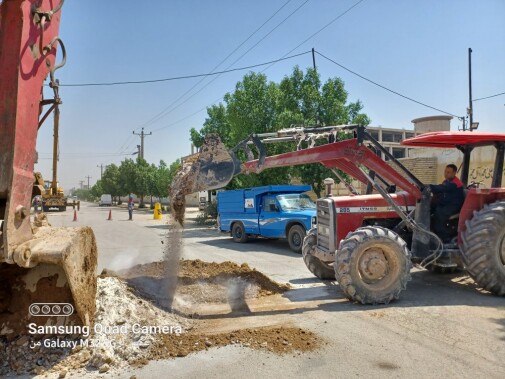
[461,200,505,296]
[302,228,335,280]
[335,226,411,304]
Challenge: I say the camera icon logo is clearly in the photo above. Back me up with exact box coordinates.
[29,303,74,317]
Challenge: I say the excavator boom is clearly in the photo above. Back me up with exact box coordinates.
[0,0,97,338]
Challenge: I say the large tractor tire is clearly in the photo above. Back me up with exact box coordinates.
[461,200,505,296]
[302,228,335,280]
[287,224,306,253]
[231,222,248,243]
[335,226,411,304]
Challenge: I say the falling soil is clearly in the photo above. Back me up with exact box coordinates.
[169,134,236,225]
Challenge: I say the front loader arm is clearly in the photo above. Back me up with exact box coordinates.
[170,125,423,225]
[241,138,422,199]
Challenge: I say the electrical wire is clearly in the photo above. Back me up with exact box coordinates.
[284,0,364,59]
[140,0,311,131]
[473,91,505,101]
[58,51,310,88]
[150,96,224,133]
[127,0,294,130]
[316,50,464,118]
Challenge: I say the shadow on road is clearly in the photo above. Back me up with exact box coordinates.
[194,237,300,258]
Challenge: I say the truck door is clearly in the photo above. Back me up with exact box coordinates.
[259,196,284,238]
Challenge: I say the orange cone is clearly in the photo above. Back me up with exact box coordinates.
[73,210,77,222]
[107,209,112,221]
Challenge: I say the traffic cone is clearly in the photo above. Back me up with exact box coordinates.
[73,210,77,222]
[107,209,112,221]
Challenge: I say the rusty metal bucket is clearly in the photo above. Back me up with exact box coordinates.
[0,219,97,339]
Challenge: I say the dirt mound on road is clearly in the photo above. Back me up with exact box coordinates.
[116,259,290,307]
[145,326,319,363]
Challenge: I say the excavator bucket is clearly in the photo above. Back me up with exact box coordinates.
[170,134,240,224]
[170,134,268,224]
[0,216,97,339]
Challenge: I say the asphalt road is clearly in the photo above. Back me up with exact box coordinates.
[44,202,505,379]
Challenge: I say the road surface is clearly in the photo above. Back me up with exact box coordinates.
[42,202,505,379]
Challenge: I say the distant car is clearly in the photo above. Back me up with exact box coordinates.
[99,194,112,206]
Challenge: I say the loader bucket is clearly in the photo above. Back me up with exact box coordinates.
[170,134,239,225]
[0,222,97,339]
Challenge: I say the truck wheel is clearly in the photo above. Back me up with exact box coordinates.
[231,223,247,243]
[288,224,306,253]
[335,226,411,304]
[302,228,335,280]
[461,200,505,296]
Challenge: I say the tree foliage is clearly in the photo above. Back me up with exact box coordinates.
[189,66,370,194]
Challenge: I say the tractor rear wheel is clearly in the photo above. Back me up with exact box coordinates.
[461,200,505,296]
[302,228,335,280]
[335,226,411,304]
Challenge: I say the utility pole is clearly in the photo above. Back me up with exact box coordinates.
[133,127,152,159]
[97,164,104,180]
[467,47,473,131]
[312,47,321,127]
[85,175,92,190]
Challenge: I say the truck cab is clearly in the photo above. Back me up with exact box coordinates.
[217,185,317,253]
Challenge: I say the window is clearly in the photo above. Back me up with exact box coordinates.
[392,147,406,159]
[263,197,279,212]
[405,132,415,139]
[393,133,403,142]
[276,194,315,211]
[370,131,379,140]
[382,132,393,142]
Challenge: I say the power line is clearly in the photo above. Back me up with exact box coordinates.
[150,96,223,133]
[473,91,505,102]
[284,0,365,58]
[58,51,310,88]
[316,50,463,118]
[134,0,294,130]
[261,0,366,72]
[141,0,311,131]
[147,0,363,136]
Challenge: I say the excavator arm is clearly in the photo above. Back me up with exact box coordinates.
[0,0,97,338]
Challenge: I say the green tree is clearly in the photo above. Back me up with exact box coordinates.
[189,66,370,195]
[101,164,121,204]
[90,180,103,199]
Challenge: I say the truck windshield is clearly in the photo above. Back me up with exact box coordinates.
[276,194,315,210]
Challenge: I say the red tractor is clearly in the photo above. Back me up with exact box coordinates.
[181,125,505,304]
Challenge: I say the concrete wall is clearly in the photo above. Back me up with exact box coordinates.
[412,115,452,133]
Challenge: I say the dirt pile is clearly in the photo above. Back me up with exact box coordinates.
[118,259,291,310]
[146,326,319,362]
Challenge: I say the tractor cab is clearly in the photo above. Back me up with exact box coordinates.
[401,131,505,188]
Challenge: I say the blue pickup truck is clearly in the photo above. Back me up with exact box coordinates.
[217,185,317,253]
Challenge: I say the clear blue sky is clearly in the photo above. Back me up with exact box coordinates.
[33,0,505,190]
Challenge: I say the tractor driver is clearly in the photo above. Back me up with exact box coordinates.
[429,164,465,242]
